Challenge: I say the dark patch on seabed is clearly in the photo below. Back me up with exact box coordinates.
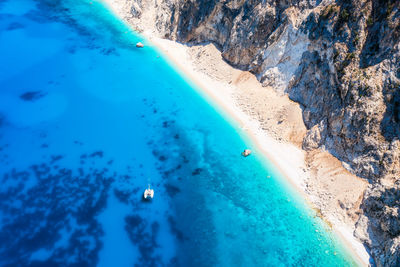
[147,122,220,266]
[125,216,163,267]
[0,150,164,266]
[7,22,24,31]
[0,158,111,266]
[0,114,4,128]
[114,188,133,204]
[164,184,180,197]
[19,91,47,101]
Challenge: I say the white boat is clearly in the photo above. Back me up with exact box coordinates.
[143,184,154,199]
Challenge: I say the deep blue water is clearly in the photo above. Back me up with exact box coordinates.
[0,0,358,266]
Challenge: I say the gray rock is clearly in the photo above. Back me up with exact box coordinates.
[302,119,327,150]
[358,185,400,266]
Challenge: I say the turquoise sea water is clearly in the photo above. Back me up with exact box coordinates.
[0,0,358,266]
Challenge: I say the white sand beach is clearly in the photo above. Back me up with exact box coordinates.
[103,0,371,265]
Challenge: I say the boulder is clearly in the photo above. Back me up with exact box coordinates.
[241,149,251,157]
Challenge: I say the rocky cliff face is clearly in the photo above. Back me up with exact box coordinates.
[356,185,400,266]
[117,0,400,265]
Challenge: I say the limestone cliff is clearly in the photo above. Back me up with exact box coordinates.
[114,0,400,265]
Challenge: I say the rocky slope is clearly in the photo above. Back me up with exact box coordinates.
[112,0,400,265]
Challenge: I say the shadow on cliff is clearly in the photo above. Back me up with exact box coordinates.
[360,186,400,266]
[380,83,400,142]
[287,49,349,164]
[359,0,400,68]
[178,40,251,71]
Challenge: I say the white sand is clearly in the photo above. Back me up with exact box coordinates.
[102,1,371,265]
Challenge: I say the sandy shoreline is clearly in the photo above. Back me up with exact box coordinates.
[148,36,370,267]
[102,0,371,265]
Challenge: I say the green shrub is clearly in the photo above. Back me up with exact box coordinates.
[321,4,339,19]
[340,9,350,22]
[353,33,359,45]
[386,3,394,18]
[346,52,356,61]
[367,17,373,26]
[333,51,340,61]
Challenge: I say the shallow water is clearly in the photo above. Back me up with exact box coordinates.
[0,0,357,266]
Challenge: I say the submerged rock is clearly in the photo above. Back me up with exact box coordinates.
[241,149,251,157]
[19,91,47,101]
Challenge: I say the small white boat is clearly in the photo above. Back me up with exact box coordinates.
[143,184,154,199]
[136,42,144,48]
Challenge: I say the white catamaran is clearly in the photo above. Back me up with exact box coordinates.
[143,184,154,199]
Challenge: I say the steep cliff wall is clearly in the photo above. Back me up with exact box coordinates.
[114,0,400,265]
